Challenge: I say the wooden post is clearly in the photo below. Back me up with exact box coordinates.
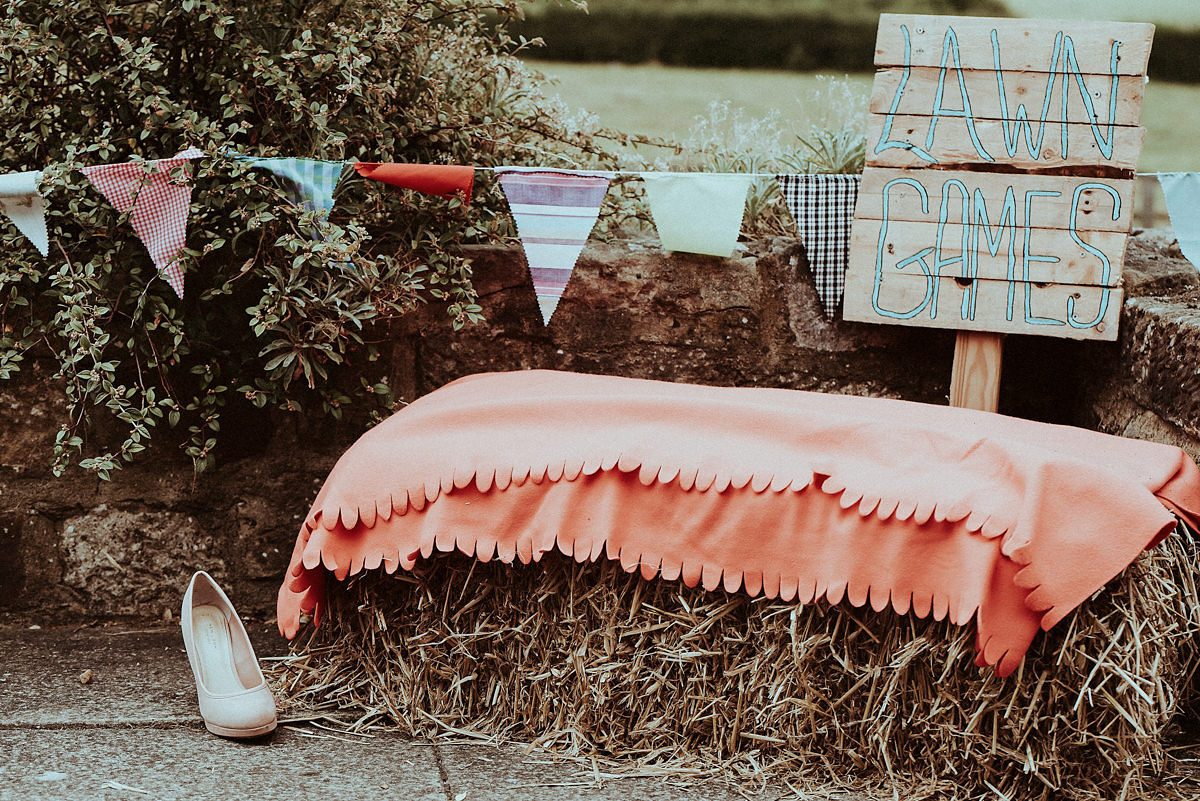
[949,331,1004,412]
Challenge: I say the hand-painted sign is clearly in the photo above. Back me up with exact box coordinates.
[844,15,1154,341]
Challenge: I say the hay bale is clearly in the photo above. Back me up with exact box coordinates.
[270,524,1200,800]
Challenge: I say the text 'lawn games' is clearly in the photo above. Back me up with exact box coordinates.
[844,14,1154,341]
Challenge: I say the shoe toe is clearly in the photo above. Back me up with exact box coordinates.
[198,684,277,737]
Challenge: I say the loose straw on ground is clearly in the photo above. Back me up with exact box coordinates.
[268,523,1200,801]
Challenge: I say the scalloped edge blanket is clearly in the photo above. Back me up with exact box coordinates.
[278,370,1200,677]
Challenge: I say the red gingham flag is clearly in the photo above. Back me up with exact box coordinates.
[81,147,204,297]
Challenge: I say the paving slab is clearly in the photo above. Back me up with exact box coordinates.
[441,743,724,801]
[0,623,874,800]
[436,742,789,801]
[0,727,445,801]
[0,623,283,726]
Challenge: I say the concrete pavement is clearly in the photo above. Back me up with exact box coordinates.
[0,621,859,801]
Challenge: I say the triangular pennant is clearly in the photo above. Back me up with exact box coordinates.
[80,147,204,297]
[1158,172,1200,274]
[0,170,49,256]
[775,173,861,318]
[242,157,345,230]
[640,173,753,258]
[353,162,474,205]
[497,169,611,324]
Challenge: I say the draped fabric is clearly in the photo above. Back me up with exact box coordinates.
[80,147,205,297]
[776,173,861,318]
[497,169,611,324]
[278,370,1200,678]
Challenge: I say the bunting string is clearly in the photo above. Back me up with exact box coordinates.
[1,146,1196,324]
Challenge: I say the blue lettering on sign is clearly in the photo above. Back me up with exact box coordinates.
[874,25,939,164]
[927,27,994,162]
[870,176,1118,331]
[1060,38,1121,160]
[876,25,1124,163]
[1067,183,1121,328]
[970,186,1016,321]
[993,30,1062,159]
[872,177,934,319]
[1021,190,1064,326]
[934,179,972,319]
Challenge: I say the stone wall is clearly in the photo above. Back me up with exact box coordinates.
[1,232,1197,622]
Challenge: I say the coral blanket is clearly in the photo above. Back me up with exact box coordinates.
[278,370,1200,677]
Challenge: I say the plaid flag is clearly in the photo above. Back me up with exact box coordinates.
[81,147,205,298]
[497,169,611,325]
[243,157,346,229]
[775,174,861,319]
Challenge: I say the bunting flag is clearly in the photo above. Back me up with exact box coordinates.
[243,157,346,231]
[353,162,475,205]
[1157,172,1200,273]
[80,147,204,297]
[640,173,753,258]
[0,170,49,256]
[775,173,861,318]
[497,169,612,325]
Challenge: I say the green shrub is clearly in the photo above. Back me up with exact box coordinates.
[0,0,604,476]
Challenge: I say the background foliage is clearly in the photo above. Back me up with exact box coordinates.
[0,0,604,476]
[512,0,1010,72]
[513,0,1200,81]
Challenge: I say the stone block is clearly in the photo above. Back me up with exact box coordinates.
[60,507,219,617]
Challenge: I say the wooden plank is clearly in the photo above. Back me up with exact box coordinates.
[865,113,1143,171]
[842,269,1122,341]
[845,14,1149,344]
[856,168,1134,233]
[875,14,1154,76]
[950,331,1004,412]
[850,218,1126,287]
[869,68,1145,127]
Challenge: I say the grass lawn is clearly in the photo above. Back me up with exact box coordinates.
[526,60,1200,173]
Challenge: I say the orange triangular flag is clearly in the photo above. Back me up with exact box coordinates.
[353,162,474,205]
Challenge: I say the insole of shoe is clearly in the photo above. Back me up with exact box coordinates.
[191,604,246,695]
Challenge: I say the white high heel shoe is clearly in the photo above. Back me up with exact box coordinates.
[181,571,278,738]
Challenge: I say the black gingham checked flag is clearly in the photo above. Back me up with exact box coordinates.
[775,174,861,319]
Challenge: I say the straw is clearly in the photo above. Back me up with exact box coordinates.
[268,523,1200,800]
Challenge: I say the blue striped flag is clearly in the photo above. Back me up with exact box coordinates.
[243,157,347,234]
[497,169,612,325]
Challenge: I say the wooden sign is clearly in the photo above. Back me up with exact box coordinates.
[844,14,1154,342]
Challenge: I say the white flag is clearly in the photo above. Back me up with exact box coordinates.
[641,173,753,258]
[0,171,48,256]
